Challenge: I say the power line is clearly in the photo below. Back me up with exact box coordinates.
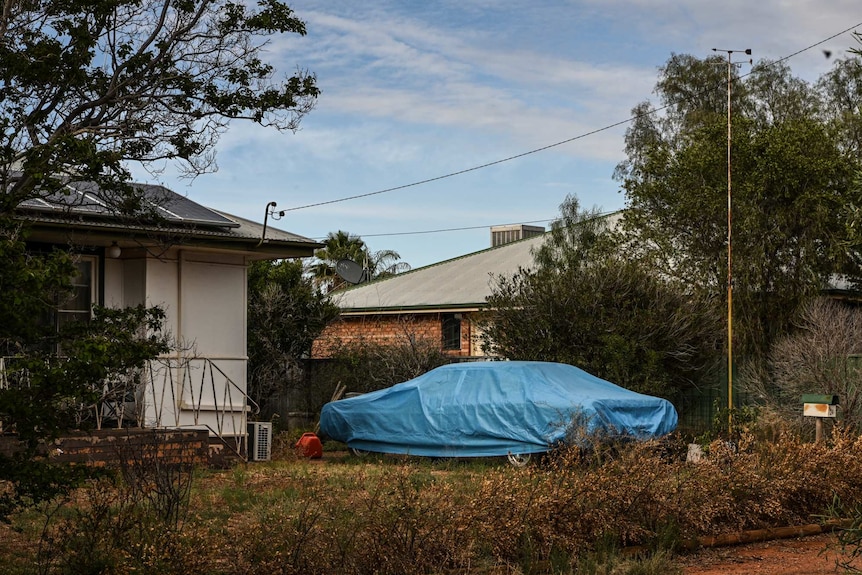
[311,210,620,242]
[311,218,556,241]
[285,21,862,219]
[282,115,636,213]
[769,21,861,66]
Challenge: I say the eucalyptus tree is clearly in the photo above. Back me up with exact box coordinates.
[480,196,722,401]
[818,53,862,159]
[616,54,862,359]
[820,42,862,254]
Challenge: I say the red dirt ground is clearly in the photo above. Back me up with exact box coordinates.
[677,533,859,575]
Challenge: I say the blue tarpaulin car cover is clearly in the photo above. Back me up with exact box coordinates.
[319,361,678,458]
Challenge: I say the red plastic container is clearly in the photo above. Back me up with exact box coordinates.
[294,432,323,459]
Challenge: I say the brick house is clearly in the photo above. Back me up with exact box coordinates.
[313,225,547,359]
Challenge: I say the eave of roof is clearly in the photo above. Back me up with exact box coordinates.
[13,181,322,258]
[20,211,321,258]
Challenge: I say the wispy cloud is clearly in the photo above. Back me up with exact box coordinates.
[147,0,862,267]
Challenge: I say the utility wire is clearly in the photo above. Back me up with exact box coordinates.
[312,218,556,241]
[282,116,636,213]
[312,211,620,242]
[769,21,860,66]
[285,20,862,224]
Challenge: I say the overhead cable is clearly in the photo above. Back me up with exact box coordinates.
[286,21,862,219]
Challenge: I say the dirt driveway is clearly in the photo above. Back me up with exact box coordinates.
[677,533,858,575]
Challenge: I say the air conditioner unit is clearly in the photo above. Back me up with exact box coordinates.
[247,421,272,462]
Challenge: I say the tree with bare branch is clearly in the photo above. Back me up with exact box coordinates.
[0,0,318,213]
[744,298,862,431]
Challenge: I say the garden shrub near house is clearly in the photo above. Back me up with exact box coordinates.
[0,222,171,521]
[308,329,451,405]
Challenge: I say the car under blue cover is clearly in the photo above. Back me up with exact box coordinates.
[319,361,678,460]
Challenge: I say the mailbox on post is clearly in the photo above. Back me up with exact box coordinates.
[801,394,839,442]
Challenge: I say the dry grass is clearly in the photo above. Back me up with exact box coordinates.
[4,430,862,574]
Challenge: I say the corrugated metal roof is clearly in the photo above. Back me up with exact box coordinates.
[331,234,546,312]
[23,209,318,246]
[212,210,318,245]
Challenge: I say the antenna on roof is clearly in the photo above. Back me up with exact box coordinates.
[335,259,368,284]
[256,201,285,247]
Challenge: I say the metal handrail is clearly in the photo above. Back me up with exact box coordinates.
[144,356,259,458]
[1,355,259,460]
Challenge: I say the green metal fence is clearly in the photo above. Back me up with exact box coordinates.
[676,363,752,433]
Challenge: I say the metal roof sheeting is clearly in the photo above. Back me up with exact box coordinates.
[331,234,545,312]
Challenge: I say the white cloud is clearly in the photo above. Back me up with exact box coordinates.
[146,0,862,267]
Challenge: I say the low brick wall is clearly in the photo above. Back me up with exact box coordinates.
[58,428,210,467]
[0,428,211,468]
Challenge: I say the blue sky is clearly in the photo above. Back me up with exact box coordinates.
[135,1,862,269]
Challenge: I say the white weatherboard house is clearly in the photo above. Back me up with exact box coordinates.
[10,182,320,459]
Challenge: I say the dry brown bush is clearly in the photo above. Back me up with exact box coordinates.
[11,430,862,574]
[453,431,862,568]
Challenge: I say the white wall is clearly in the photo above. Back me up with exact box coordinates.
[103,258,124,308]
[105,249,250,438]
[180,257,246,358]
[177,254,248,425]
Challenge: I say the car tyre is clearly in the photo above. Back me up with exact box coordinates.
[507,452,531,467]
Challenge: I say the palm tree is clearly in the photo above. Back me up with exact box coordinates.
[367,249,411,279]
[309,230,366,292]
[310,231,410,292]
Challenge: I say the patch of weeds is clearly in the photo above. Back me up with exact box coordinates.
[231,463,248,487]
[646,518,683,554]
[822,494,862,573]
[576,548,681,575]
[548,545,574,574]
[217,484,261,514]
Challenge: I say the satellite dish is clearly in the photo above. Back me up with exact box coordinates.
[335,259,367,284]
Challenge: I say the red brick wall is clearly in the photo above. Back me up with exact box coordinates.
[0,428,210,467]
[313,312,474,358]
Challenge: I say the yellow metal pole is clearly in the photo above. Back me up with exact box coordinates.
[714,46,750,430]
[726,54,733,424]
